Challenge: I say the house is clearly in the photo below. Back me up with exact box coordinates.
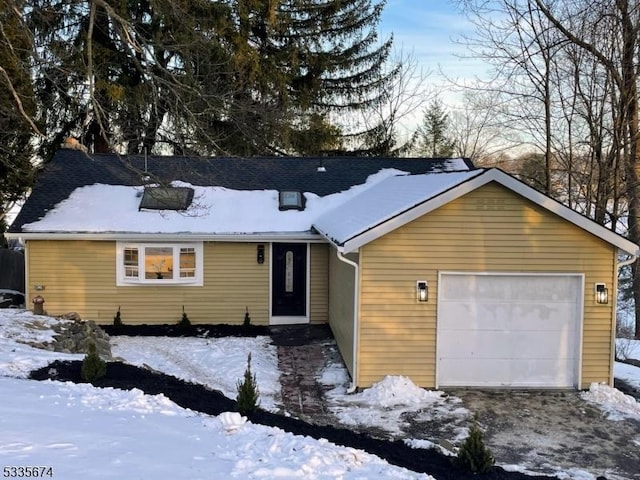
[7,149,638,390]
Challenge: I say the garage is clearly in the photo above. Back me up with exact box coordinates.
[437,273,583,388]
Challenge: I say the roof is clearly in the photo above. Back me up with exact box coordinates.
[9,150,472,237]
[9,151,637,257]
[312,169,640,256]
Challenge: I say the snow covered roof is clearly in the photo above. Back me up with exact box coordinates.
[313,170,484,248]
[9,151,638,257]
[10,150,473,238]
[313,168,640,256]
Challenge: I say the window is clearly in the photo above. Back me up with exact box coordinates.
[139,187,194,211]
[116,242,203,286]
[278,191,304,211]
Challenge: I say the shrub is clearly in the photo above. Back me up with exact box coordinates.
[178,306,191,331]
[113,306,123,330]
[81,343,107,383]
[243,307,251,330]
[457,422,494,474]
[236,352,260,417]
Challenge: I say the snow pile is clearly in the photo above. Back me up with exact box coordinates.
[324,375,469,436]
[580,382,640,420]
[356,376,446,408]
[216,411,248,434]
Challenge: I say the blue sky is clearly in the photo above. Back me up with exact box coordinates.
[378,1,485,98]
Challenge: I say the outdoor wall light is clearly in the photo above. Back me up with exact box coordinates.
[595,283,609,304]
[416,281,428,302]
[257,244,265,264]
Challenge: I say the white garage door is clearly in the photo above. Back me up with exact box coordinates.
[437,273,582,388]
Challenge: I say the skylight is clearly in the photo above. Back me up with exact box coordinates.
[279,191,304,211]
[139,187,194,211]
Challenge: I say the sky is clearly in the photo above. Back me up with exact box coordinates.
[378,1,485,101]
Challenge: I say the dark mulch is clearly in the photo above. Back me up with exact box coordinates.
[29,360,551,480]
[100,323,270,338]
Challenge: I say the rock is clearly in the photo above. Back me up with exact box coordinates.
[49,318,112,360]
[60,312,82,322]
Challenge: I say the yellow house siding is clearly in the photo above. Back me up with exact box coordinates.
[309,243,329,324]
[328,251,357,377]
[357,182,616,389]
[26,241,271,325]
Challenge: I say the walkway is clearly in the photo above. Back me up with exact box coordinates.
[270,324,342,425]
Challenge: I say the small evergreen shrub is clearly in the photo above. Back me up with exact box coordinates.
[81,343,107,383]
[113,306,123,330]
[243,307,251,331]
[236,352,260,417]
[178,306,191,331]
[457,422,495,474]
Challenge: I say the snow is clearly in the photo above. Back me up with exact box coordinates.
[0,309,432,479]
[580,382,640,421]
[111,336,282,411]
[2,308,640,479]
[22,169,410,234]
[313,170,484,246]
[320,374,470,438]
[614,362,640,391]
[615,337,640,360]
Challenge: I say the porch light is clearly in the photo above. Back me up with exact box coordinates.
[595,283,609,304]
[417,281,428,302]
[257,244,265,264]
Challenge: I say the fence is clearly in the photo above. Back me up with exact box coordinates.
[0,249,25,292]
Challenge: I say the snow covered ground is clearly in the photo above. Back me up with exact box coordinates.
[1,309,640,479]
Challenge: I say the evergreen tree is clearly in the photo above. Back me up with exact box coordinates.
[418,98,455,157]
[81,343,107,383]
[0,1,36,230]
[236,352,260,417]
[456,422,494,474]
[22,0,395,157]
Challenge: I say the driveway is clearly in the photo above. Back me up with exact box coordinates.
[274,327,640,480]
[420,389,640,479]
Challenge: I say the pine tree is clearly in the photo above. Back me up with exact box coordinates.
[457,422,495,474]
[243,307,251,331]
[81,343,107,383]
[113,306,123,330]
[418,98,455,157]
[0,1,36,231]
[236,353,260,417]
[22,0,395,157]
[178,306,192,331]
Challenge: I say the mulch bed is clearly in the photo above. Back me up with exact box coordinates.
[100,323,271,338]
[30,325,550,480]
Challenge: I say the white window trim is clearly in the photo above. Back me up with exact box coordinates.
[116,242,204,286]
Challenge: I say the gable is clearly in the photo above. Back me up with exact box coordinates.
[372,182,616,255]
[314,169,639,256]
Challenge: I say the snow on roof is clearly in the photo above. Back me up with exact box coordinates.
[22,168,411,235]
[313,170,484,246]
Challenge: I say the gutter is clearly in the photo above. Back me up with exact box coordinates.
[335,248,359,393]
[618,253,638,269]
[4,232,326,243]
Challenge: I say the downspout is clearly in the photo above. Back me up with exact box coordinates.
[618,253,638,269]
[336,248,359,393]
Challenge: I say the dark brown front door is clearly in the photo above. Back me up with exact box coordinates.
[272,243,307,317]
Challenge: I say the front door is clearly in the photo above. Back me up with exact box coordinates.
[271,243,307,321]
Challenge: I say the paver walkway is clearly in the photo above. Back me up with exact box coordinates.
[270,324,341,425]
